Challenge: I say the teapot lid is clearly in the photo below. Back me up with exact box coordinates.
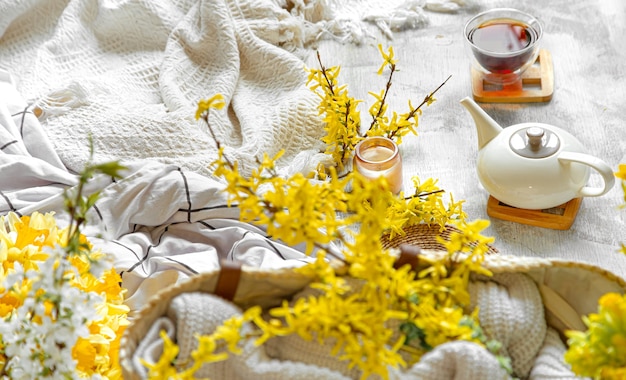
[509,126,560,158]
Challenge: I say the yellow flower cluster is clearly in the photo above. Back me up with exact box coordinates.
[148,108,497,378]
[385,177,465,240]
[195,94,226,120]
[307,52,362,172]
[366,45,420,143]
[307,45,444,174]
[565,292,626,379]
[0,212,129,379]
[213,149,355,254]
[149,47,502,379]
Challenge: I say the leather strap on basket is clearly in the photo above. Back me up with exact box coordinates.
[394,244,421,271]
[215,259,243,301]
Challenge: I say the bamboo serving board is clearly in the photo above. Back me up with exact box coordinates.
[472,49,554,103]
[486,196,582,230]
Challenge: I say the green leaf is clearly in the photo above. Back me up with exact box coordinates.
[496,355,513,374]
[86,191,101,209]
[400,321,432,350]
[486,339,502,353]
[406,293,420,304]
[91,161,127,178]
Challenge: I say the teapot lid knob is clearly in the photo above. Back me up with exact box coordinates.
[510,126,560,158]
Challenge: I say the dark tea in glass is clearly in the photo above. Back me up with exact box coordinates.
[464,9,542,84]
[468,18,539,73]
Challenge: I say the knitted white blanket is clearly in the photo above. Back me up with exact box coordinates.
[134,273,579,379]
[0,0,463,179]
[1,0,322,178]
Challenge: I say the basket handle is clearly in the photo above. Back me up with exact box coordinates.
[395,244,421,270]
[213,245,420,301]
[215,259,243,301]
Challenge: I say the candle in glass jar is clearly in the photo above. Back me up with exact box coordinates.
[353,136,403,194]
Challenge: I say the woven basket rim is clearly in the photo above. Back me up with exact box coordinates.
[380,223,499,255]
[119,250,626,372]
[120,223,626,378]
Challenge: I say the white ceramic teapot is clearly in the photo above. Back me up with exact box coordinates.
[460,97,615,210]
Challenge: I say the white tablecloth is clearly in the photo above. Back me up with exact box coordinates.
[0,0,624,306]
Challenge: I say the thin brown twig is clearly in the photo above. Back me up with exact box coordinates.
[317,51,336,96]
[367,63,396,135]
[340,100,352,163]
[407,75,452,120]
[405,189,445,200]
[203,113,236,169]
[389,75,452,139]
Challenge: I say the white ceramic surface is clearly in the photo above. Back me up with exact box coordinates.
[461,97,615,209]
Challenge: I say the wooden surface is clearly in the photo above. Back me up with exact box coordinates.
[306,0,626,279]
[471,49,554,103]
[486,196,582,230]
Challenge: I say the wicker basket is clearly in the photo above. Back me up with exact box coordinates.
[119,225,626,379]
[380,223,499,254]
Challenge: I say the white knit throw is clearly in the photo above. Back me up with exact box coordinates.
[0,0,464,180]
[134,273,579,379]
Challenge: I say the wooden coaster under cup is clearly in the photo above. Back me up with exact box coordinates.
[471,49,554,103]
[486,195,582,230]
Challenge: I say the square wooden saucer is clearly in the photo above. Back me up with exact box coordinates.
[486,196,582,230]
[471,49,554,103]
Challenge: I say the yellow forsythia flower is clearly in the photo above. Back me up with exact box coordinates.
[565,292,626,378]
[195,94,226,120]
[0,212,129,379]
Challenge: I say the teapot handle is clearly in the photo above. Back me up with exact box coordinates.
[558,151,615,197]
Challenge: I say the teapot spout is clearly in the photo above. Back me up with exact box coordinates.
[460,97,503,150]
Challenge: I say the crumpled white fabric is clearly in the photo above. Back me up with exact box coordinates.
[132,272,580,379]
[281,0,469,44]
[0,0,327,179]
[135,292,350,379]
[0,0,467,183]
[0,70,319,317]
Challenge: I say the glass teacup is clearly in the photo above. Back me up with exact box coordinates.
[464,8,543,85]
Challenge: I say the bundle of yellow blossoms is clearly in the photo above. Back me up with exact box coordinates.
[0,212,129,379]
[307,45,448,174]
[563,165,626,378]
[147,153,503,378]
[565,293,626,379]
[144,46,512,380]
[0,156,129,379]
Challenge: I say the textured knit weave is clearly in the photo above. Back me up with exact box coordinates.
[137,292,350,379]
[0,0,465,180]
[266,272,546,379]
[391,340,511,379]
[132,272,574,379]
[135,273,572,380]
[468,273,547,378]
[0,0,325,178]
[528,328,581,379]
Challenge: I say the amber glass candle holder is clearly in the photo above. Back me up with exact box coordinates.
[353,136,403,194]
